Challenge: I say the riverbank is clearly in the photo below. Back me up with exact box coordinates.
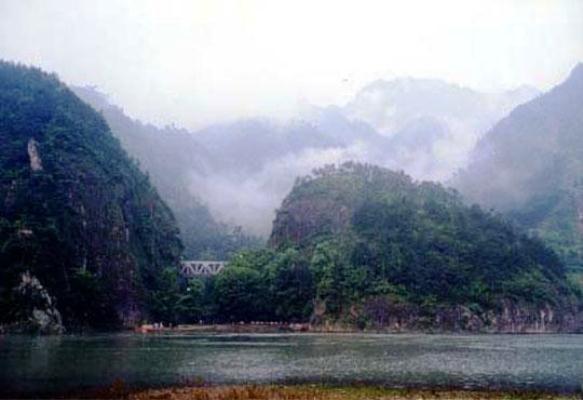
[138,321,583,335]
[127,385,578,400]
[136,322,310,334]
[138,322,431,334]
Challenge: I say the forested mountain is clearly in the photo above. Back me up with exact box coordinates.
[257,163,579,332]
[455,63,583,273]
[141,162,581,332]
[72,86,262,258]
[0,62,182,332]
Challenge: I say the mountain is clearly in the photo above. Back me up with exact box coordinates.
[178,79,539,234]
[344,78,540,180]
[189,108,389,234]
[77,77,540,237]
[0,62,182,332]
[455,63,583,273]
[267,162,581,332]
[72,86,262,259]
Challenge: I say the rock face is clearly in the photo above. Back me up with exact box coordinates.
[27,138,43,171]
[358,297,581,333]
[0,62,183,330]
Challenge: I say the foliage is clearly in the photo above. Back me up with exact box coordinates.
[265,162,580,322]
[148,268,182,325]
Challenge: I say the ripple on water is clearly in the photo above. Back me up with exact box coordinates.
[1,333,582,395]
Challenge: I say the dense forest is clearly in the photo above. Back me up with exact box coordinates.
[0,62,182,332]
[151,163,582,332]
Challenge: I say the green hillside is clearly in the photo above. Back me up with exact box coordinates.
[260,163,580,331]
[0,62,182,332]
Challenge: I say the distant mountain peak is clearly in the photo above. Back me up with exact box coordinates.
[566,62,583,84]
[358,76,468,96]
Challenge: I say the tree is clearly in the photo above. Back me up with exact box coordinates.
[176,278,205,323]
[267,248,314,321]
[213,266,267,322]
[148,267,181,325]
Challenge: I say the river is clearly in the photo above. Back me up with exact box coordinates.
[0,333,582,396]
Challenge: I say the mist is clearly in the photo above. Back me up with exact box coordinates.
[182,79,540,234]
[2,0,583,240]
[1,0,582,129]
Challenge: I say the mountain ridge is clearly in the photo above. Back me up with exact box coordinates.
[454,62,583,272]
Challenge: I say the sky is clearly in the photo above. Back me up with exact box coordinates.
[1,0,582,130]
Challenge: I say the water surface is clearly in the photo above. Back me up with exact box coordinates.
[0,333,582,396]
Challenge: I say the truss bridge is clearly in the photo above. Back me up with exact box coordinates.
[180,260,226,277]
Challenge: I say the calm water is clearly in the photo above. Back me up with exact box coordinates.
[0,333,582,396]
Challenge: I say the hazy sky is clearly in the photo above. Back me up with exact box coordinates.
[1,0,582,129]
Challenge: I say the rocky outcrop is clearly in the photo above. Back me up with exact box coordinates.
[5,272,64,334]
[27,138,43,171]
[357,297,582,333]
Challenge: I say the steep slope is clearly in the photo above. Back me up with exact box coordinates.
[72,86,261,258]
[269,163,581,332]
[0,62,182,331]
[455,63,583,271]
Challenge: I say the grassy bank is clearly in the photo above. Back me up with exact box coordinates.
[127,385,579,400]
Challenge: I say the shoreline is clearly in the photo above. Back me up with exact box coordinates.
[4,323,583,336]
[134,323,583,335]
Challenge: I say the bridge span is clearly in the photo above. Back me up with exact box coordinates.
[180,260,226,277]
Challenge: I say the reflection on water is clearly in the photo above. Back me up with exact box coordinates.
[0,333,582,396]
